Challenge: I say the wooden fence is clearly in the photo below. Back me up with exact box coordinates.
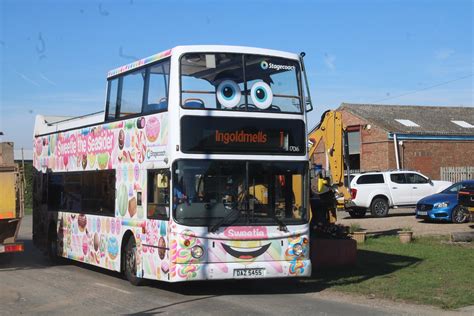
[440,166,474,182]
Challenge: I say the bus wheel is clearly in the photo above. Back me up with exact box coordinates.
[124,238,144,286]
[47,226,60,264]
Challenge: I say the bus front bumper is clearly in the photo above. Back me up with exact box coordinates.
[168,259,312,282]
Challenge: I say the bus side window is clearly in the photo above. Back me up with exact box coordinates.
[119,68,146,117]
[144,60,170,114]
[147,169,170,219]
[106,78,119,121]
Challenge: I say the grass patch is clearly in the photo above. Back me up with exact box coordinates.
[24,207,32,215]
[311,236,474,309]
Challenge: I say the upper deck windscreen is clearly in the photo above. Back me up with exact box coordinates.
[180,53,302,114]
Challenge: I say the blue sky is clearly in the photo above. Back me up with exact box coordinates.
[1,0,473,150]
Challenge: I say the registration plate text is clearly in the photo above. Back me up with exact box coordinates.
[233,268,265,278]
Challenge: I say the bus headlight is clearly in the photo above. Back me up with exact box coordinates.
[293,243,303,256]
[191,245,204,259]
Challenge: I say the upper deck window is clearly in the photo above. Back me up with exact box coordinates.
[106,58,170,121]
[120,68,146,117]
[180,53,302,113]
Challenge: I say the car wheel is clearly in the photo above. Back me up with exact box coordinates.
[124,237,144,286]
[451,206,469,224]
[348,208,366,218]
[370,198,389,217]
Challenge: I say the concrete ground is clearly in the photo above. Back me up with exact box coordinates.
[338,208,473,237]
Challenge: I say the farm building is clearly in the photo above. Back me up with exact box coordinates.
[311,103,474,181]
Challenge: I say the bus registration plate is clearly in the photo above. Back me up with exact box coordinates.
[233,268,265,278]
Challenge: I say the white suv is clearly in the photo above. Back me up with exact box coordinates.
[347,171,452,218]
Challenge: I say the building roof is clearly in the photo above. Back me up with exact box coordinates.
[339,103,474,136]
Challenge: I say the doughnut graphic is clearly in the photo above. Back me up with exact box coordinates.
[145,117,160,142]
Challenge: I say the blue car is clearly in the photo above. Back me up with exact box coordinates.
[416,180,474,223]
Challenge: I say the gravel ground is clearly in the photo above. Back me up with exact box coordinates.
[337,208,473,237]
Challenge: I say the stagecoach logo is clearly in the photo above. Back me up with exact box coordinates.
[146,146,166,160]
[260,60,296,71]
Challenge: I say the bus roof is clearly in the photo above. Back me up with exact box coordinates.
[106,45,301,79]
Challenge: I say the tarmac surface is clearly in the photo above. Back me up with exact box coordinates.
[0,215,472,315]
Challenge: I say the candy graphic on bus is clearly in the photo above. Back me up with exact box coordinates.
[117,183,128,217]
[145,116,160,142]
[78,214,87,232]
[108,236,119,260]
[128,197,137,218]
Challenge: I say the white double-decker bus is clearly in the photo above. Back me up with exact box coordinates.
[33,45,312,284]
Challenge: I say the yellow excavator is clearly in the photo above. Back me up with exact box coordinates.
[308,110,353,225]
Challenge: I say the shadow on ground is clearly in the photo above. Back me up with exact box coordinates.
[125,249,422,315]
[368,228,400,237]
[144,249,421,297]
[339,210,415,220]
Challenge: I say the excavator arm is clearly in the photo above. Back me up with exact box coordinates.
[308,110,352,223]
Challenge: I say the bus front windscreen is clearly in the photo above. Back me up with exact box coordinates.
[173,160,307,227]
[180,53,302,113]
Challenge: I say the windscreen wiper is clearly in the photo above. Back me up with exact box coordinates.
[208,205,242,233]
[270,214,289,232]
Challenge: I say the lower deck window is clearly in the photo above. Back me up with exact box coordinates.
[47,170,115,215]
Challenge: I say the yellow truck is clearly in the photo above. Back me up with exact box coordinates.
[0,142,25,257]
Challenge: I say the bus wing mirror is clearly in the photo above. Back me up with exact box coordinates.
[305,97,313,112]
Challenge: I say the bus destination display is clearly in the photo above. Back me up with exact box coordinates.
[181,116,305,155]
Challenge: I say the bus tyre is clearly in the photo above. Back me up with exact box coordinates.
[47,227,60,264]
[124,238,144,286]
[348,208,366,218]
[370,198,389,217]
[451,206,469,224]
[0,253,14,265]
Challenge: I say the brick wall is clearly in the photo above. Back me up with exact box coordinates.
[310,109,474,180]
[400,140,474,179]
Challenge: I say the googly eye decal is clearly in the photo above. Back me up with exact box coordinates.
[250,81,273,109]
[216,80,241,108]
